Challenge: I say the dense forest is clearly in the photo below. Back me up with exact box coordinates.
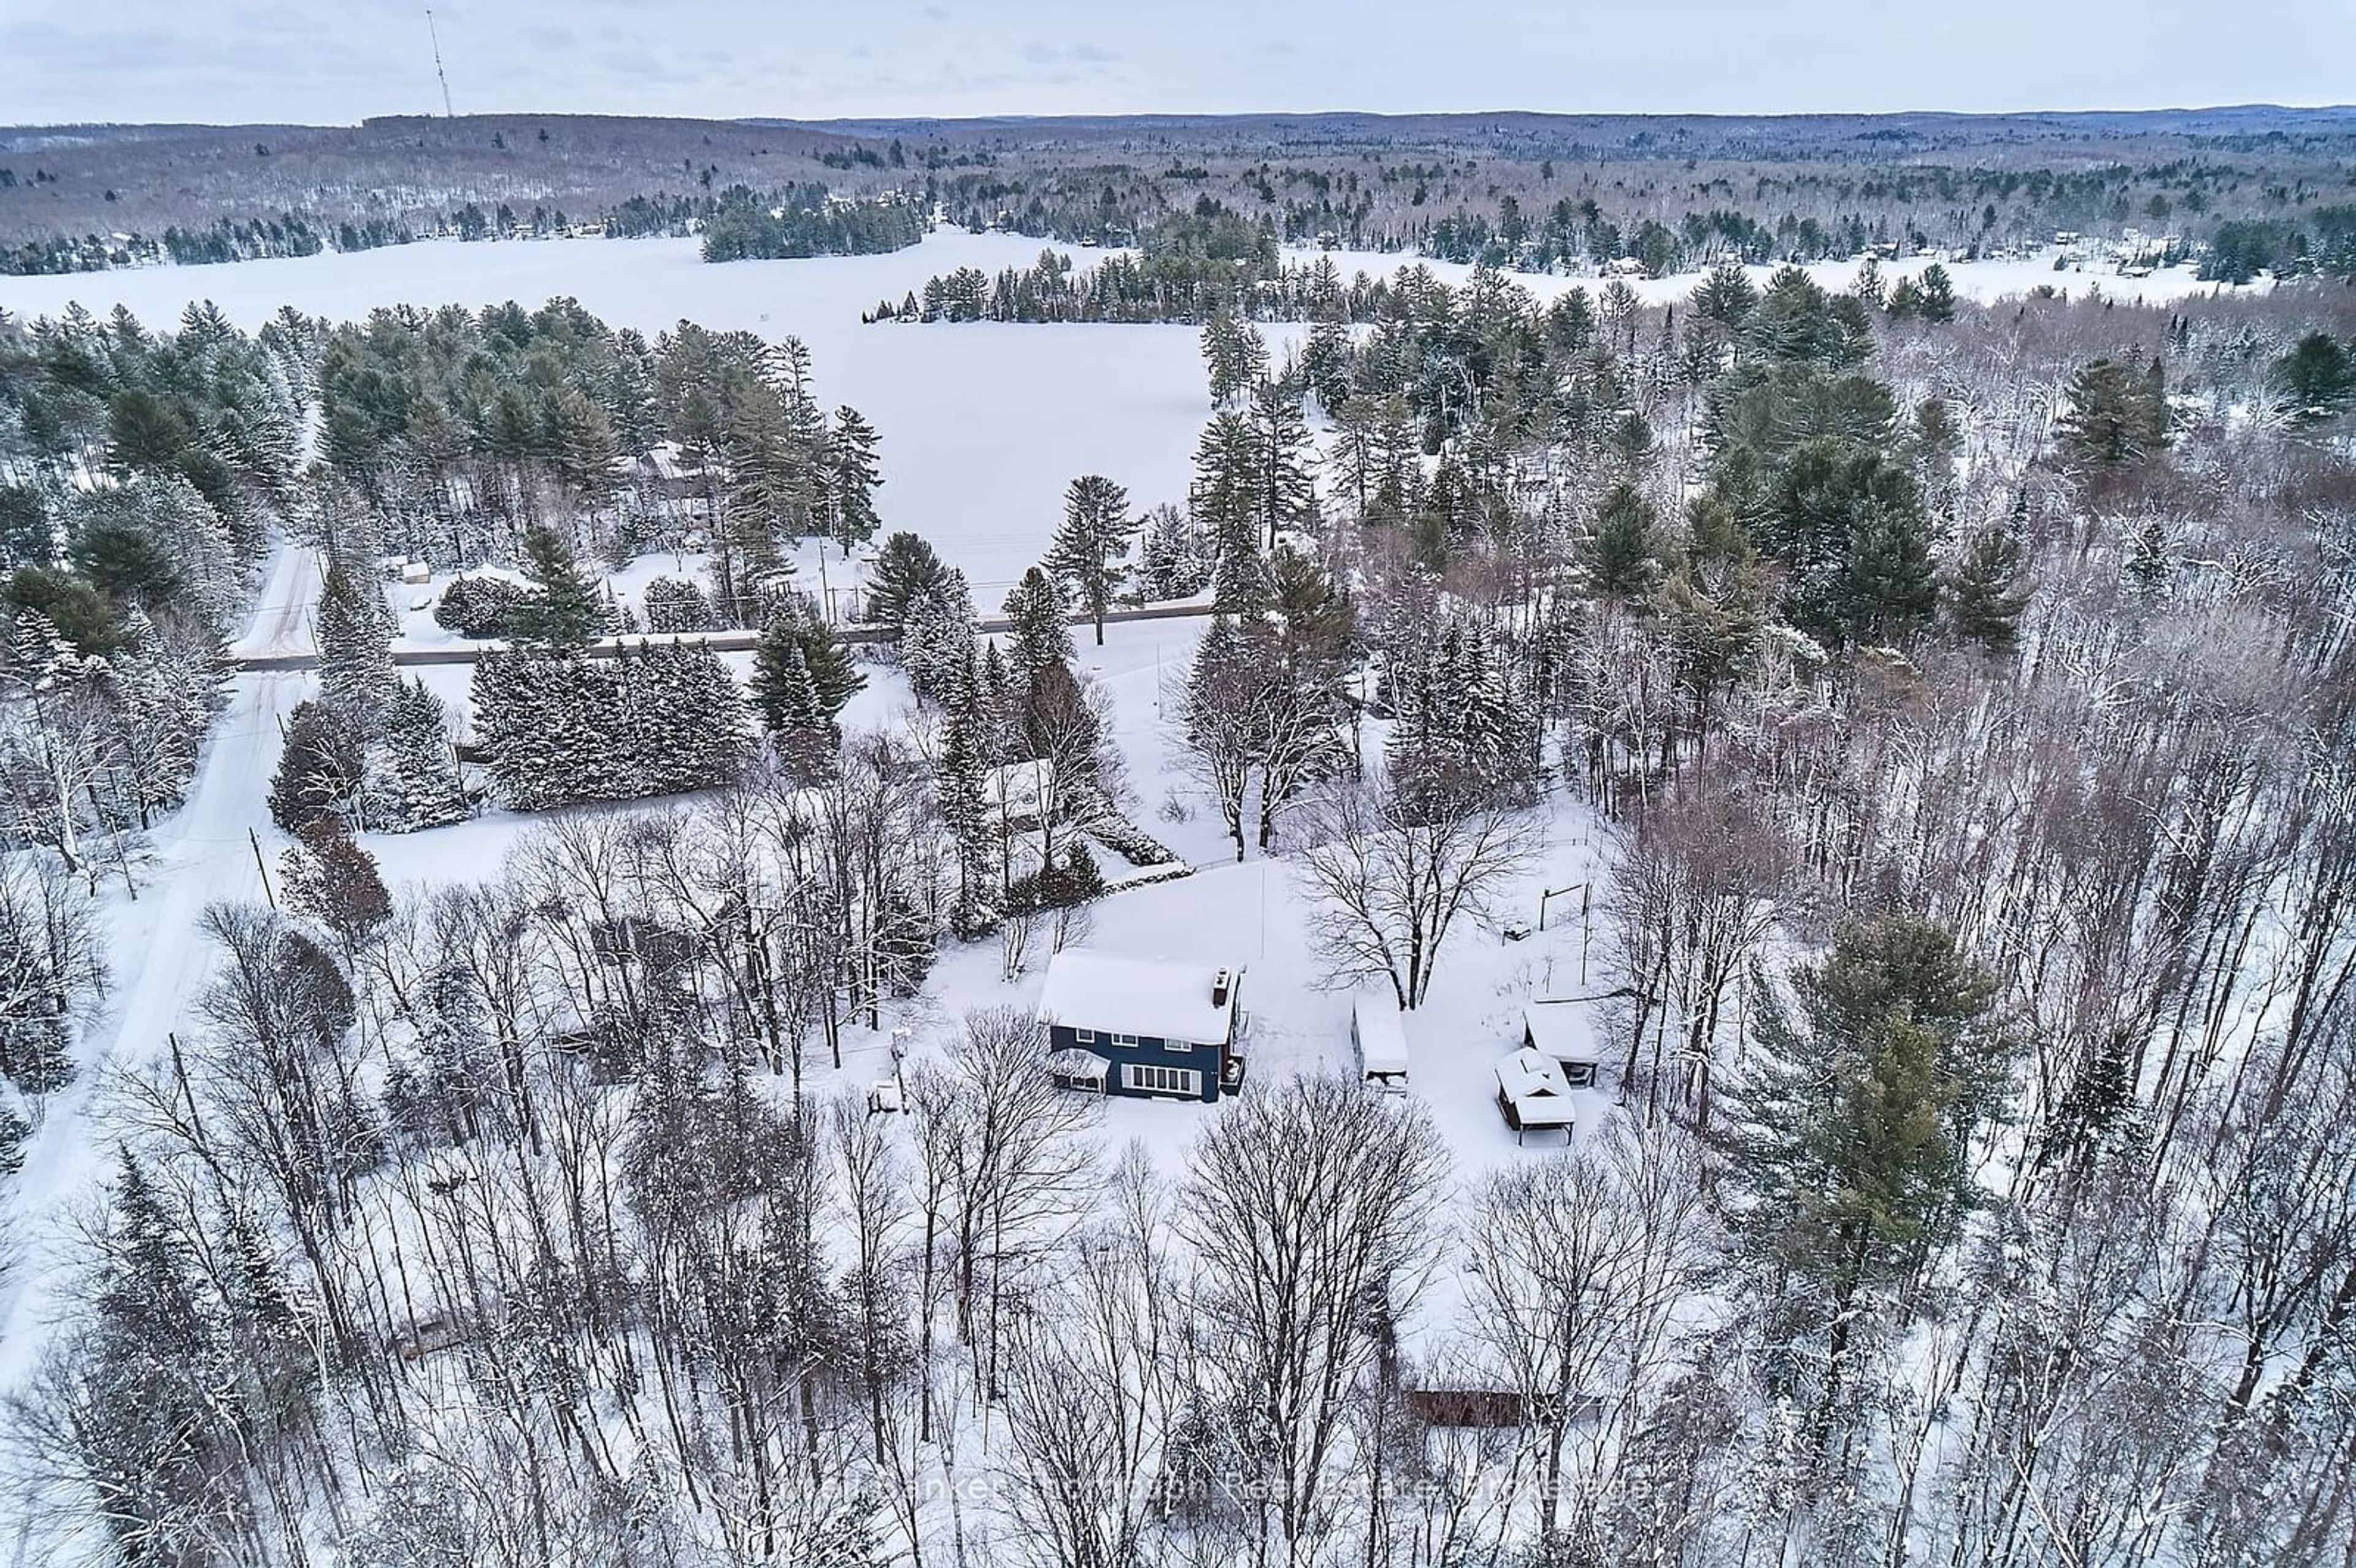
[9,109,2356,280]
[2,169,2355,1566]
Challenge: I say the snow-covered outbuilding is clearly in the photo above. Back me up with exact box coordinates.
[984,758,1058,829]
[1037,950,1247,1103]
[1352,987,1409,1092]
[1495,1047,1576,1144]
[1522,1000,1607,1089]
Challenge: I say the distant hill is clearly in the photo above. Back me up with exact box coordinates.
[4,106,2351,269]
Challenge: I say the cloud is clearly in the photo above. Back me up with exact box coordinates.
[0,0,2347,128]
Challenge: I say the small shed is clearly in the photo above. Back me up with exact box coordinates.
[984,758,1058,829]
[1523,1001,1606,1089]
[1351,988,1409,1092]
[1495,1047,1576,1144]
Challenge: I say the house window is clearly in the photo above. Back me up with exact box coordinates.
[1165,1039,1194,1054]
[1072,1028,1095,1043]
[1111,1032,1138,1046]
[1122,1064,1202,1097]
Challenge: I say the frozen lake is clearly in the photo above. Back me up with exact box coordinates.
[0,230,1224,602]
[0,229,2248,598]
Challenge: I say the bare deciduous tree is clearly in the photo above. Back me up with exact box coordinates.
[1291,773,1541,1008]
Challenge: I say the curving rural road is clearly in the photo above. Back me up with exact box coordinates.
[231,595,1223,671]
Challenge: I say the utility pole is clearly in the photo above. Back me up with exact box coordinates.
[249,828,278,909]
[426,9,455,118]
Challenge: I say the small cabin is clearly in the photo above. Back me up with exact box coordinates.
[1522,1001,1606,1089]
[1352,988,1409,1093]
[1037,950,1248,1103]
[984,758,1058,831]
[1495,1047,1576,1144]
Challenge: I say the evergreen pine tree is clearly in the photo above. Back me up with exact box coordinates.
[1249,378,1317,551]
[510,523,607,651]
[900,573,977,704]
[381,677,469,829]
[1045,474,1133,644]
[825,405,884,556]
[551,390,621,511]
[1685,492,1751,567]
[1201,310,1269,407]
[2055,356,2169,471]
[626,640,749,793]
[472,651,626,809]
[642,575,715,633]
[1136,502,1214,601]
[1724,917,2006,1435]
[314,561,396,728]
[1947,527,2031,654]
[1915,263,1957,325]
[753,632,819,731]
[0,1102,26,1177]
[936,652,998,935]
[752,602,863,739]
[864,529,951,624]
[78,1145,228,1557]
[1585,481,1663,599]
[2275,331,2356,421]
[1001,567,1072,688]
[1190,412,1267,609]
[1301,319,1353,414]
[268,699,368,831]
[1693,261,1759,329]
[1834,495,1941,645]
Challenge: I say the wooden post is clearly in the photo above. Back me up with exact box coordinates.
[1580,883,1592,985]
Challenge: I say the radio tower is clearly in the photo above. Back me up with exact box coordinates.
[425,8,455,118]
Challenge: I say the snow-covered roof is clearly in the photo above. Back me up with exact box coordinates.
[1353,988,1409,1075]
[1495,1047,1575,1126]
[985,758,1057,817]
[1523,1001,1604,1067]
[1044,1048,1109,1080]
[1038,950,1239,1046]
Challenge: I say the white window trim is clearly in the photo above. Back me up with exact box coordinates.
[1111,1032,1139,1047]
[1122,1064,1201,1097]
[1072,1027,1095,1043]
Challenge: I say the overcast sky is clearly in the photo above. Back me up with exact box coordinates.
[1,0,2349,126]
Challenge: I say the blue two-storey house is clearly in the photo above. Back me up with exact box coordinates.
[1037,950,1247,1103]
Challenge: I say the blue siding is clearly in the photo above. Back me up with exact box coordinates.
[1049,1023,1222,1102]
